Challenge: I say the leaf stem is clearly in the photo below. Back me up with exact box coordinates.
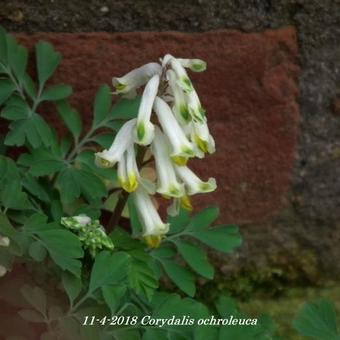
[65,127,96,162]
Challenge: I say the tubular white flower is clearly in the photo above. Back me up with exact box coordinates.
[152,128,185,198]
[0,236,10,247]
[177,58,207,72]
[166,70,191,124]
[112,62,161,95]
[175,165,217,195]
[169,57,194,93]
[95,118,136,168]
[118,145,139,193]
[133,188,169,248]
[191,121,216,154]
[117,145,156,194]
[153,97,195,165]
[134,74,160,145]
[186,89,206,123]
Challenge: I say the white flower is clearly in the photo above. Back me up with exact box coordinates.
[0,265,7,277]
[117,144,156,194]
[191,120,215,154]
[133,188,169,248]
[175,165,216,195]
[0,236,10,247]
[112,62,161,96]
[118,144,139,193]
[169,57,194,93]
[95,118,136,168]
[177,58,207,72]
[166,70,191,124]
[134,74,160,145]
[186,89,206,123]
[153,96,195,165]
[152,128,185,198]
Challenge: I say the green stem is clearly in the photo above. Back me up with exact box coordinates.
[68,291,92,314]
[65,127,96,162]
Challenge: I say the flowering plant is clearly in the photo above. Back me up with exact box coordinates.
[0,26,282,339]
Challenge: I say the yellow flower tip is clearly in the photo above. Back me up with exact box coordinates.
[95,154,114,168]
[144,235,162,248]
[120,174,139,193]
[171,155,188,166]
[115,82,127,92]
[194,135,209,153]
[180,195,193,211]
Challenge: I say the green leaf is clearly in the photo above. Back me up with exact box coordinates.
[158,258,195,297]
[175,240,214,279]
[0,181,32,211]
[40,84,72,101]
[187,224,242,254]
[36,41,61,85]
[57,167,106,204]
[0,79,16,105]
[62,272,82,305]
[93,84,112,127]
[89,251,130,293]
[28,240,47,262]
[6,35,28,81]
[110,227,143,251]
[1,101,30,120]
[0,155,20,183]
[20,285,47,315]
[110,96,141,120]
[0,213,18,240]
[167,208,191,235]
[57,100,82,139]
[91,133,114,148]
[56,168,81,203]
[22,73,37,99]
[102,285,127,314]
[187,206,220,231]
[24,214,84,276]
[22,174,50,202]
[1,96,30,121]
[77,150,117,181]
[19,149,65,177]
[38,229,83,277]
[293,299,340,340]
[5,114,53,148]
[128,257,158,301]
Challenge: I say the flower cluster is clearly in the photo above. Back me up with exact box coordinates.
[61,215,114,257]
[95,55,216,248]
